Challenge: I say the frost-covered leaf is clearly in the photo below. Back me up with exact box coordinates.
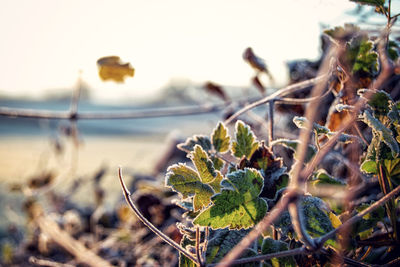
[293,116,329,135]
[165,164,214,211]
[361,111,399,158]
[358,89,393,117]
[178,135,212,153]
[232,121,259,159]
[97,56,134,82]
[271,139,316,163]
[190,145,217,184]
[193,168,267,229]
[211,122,231,153]
[238,143,287,200]
[312,169,345,186]
[301,196,334,239]
[206,229,255,265]
[261,238,296,267]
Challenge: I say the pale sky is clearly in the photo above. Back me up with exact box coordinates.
[0,0,359,102]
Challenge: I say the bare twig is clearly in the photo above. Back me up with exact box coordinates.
[117,167,199,264]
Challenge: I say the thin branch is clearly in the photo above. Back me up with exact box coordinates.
[216,190,294,267]
[0,103,225,120]
[69,73,82,118]
[316,183,400,247]
[117,167,199,264]
[209,247,306,267]
[224,74,328,125]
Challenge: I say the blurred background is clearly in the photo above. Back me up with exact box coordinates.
[0,0,399,265]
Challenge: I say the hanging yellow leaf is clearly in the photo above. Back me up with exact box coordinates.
[97,56,135,83]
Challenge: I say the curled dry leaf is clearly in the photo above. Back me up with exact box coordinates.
[97,56,135,83]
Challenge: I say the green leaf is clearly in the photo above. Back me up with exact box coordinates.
[206,229,255,265]
[360,160,378,174]
[293,116,329,135]
[165,164,214,211]
[232,121,259,159]
[312,169,346,186]
[178,135,212,152]
[271,139,316,163]
[193,168,267,229]
[211,156,224,171]
[261,238,296,267]
[361,110,399,158]
[191,145,217,184]
[212,122,231,153]
[383,158,400,186]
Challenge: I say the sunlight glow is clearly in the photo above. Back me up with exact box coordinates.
[0,0,356,101]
